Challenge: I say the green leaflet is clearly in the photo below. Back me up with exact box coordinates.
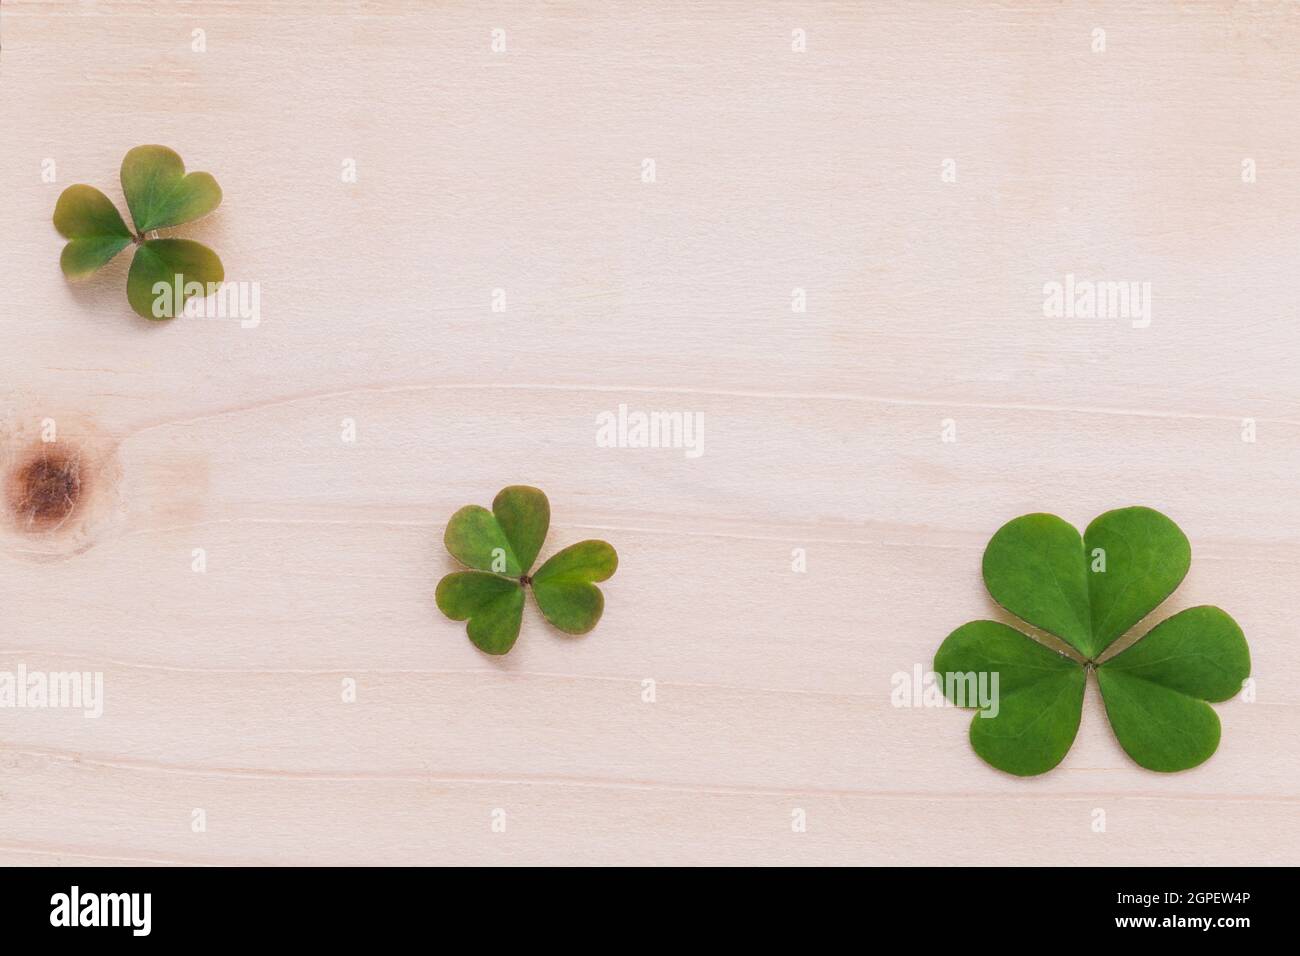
[983,507,1189,660]
[938,508,1248,775]
[435,572,525,656]
[532,540,619,635]
[1084,507,1190,656]
[53,185,133,278]
[435,487,617,655]
[935,621,1085,776]
[126,239,224,320]
[53,146,225,321]
[120,145,223,233]
[1097,606,1250,772]
[982,513,1093,656]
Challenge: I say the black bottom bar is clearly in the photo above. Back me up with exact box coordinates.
[0,865,1284,941]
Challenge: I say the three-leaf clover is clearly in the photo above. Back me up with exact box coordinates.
[934,507,1250,776]
[435,486,618,655]
[53,146,223,320]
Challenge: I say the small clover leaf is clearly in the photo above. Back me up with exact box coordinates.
[532,540,619,634]
[435,486,618,655]
[436,572,527,656]
[54,146,224,320]
[935,506,1250,776]
[120,145,222,233]
[125,238,225,321]
[444,485,550,576]
[53,185,133,278]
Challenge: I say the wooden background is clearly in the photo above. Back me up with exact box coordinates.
[1,0,1297,865]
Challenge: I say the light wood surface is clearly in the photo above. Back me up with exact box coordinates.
[1,0,1297,865]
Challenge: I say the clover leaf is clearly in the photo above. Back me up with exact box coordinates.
[435,486,618,655]
[53,146,224,320]
[934,507,1250,776]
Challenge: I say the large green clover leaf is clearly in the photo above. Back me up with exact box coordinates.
[53,146,225,320]
[934,620,1086,777]
[1097,605,1249,772]
[981,507,1190,660]
[937,507,1249,775]
[435,486,618,655]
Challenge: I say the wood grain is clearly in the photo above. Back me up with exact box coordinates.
[0,0,1297,865]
